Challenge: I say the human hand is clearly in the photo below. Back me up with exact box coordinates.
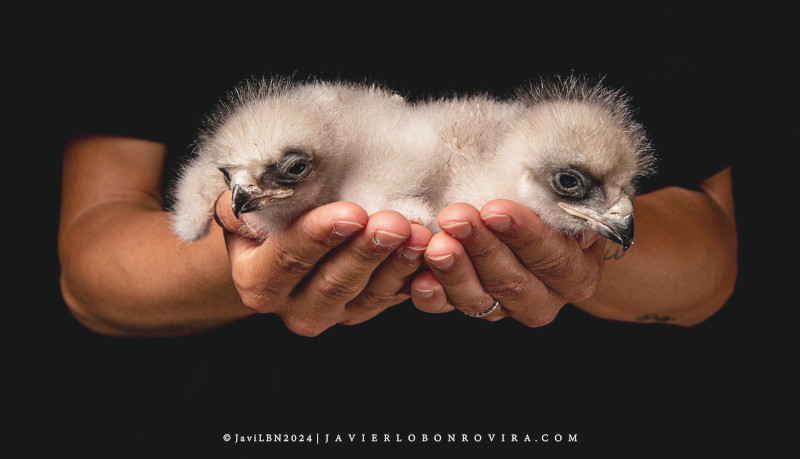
[410,200,605,326]
[215,192,432,336]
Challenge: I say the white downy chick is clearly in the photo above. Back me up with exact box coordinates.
[171,77,653,249]
[437,77,654,250]
[170,79,345,241]
[330,83,443,231]
[170,79,444,240]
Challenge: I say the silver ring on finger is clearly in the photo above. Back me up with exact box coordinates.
[464,298,500,318]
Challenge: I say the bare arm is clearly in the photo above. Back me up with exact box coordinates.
[574,167,738,326]
[58,135,431,338]
[58,135,253,337]
[411,167,737,327]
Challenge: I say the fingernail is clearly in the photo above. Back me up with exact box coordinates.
[482,214,512,231]
[402,246,426,260]
[414,288,435,299]
[374,230,407,248]
[333,221,364,237]
[427,253,455,269]
[440,222,472,239]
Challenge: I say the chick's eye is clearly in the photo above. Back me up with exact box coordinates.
[287,161,308,176]
[558,173,578,189]
[551,169,590,198]
[275,151,313,184]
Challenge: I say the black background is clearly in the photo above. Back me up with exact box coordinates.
[23,4,789,457]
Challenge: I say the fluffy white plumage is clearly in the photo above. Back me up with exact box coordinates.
[435,78,654,243]
[170,77,653,249]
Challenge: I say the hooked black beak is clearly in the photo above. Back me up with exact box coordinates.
[231,184,249,218]
[594,214,634,251]
[231,184,294,218]
[558,196,635,251]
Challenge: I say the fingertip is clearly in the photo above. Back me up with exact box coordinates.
[410,271,454,314]
[407,223,433,247]
[480,199,537,223]
[425,231,463,258]
[481,199,554,238]
[437,202,481,231]
[399,227,429,262]
[306,201,370,229]
[411,269,439,289]
[289,202,370,246]
[480,199,514,216]
[368,209,413,236]
[214,190,244,234]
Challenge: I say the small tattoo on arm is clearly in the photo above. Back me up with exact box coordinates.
[603,247,626,260]
[636,314,676,323]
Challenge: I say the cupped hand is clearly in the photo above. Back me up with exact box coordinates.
[411,200,605,326]
[215,191,432,336]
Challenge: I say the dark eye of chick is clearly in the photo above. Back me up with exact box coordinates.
[273,151,313,185]
[551,168,591,199]
[558,174,578,189]
[286,161,308,177]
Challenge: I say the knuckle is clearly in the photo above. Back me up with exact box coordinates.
[283,317,327,337]
[531,251,572,279]
[350,243,383,265]
[564,282,598,303]
[231,267,282,312]
[483,275,529,302]
[358,289,399,310]
[316,270,362,303]
[465,243,494,260]
[504,235,531,253]
[520,308,558,328]
[305,225,338,248]
[562,264,602,303]
[239,291,270,314]
[272,243,316,276]
[230,270,255,294]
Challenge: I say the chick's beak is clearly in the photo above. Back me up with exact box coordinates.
[231,183,294,218]
[558,196,635,251]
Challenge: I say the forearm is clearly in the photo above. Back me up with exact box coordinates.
[574,168,738,326]
[58,135,253,337]
[60,206,253,336]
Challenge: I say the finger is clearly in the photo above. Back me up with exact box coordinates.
[410,270,455,314]
[222,200,370,313]
[423,230,506,321]
[214,191,259,238]
[294,210,411,322]
[438,203,555,321]
[342,223,433,324]
[215,191,263,267]
[480,199,605,301]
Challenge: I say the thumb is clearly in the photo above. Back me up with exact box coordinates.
[214,190,261,260]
